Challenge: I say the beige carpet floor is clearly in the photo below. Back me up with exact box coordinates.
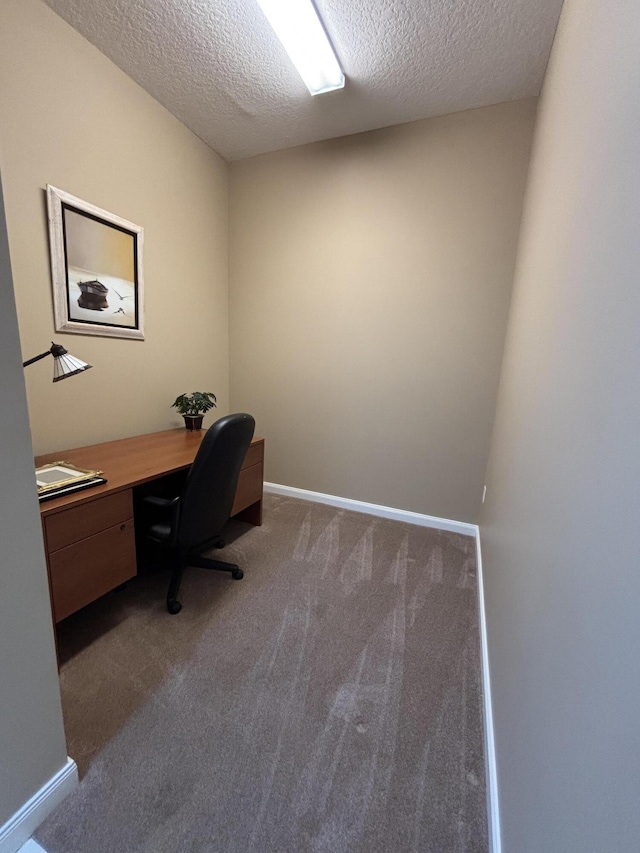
[38,494,488,852]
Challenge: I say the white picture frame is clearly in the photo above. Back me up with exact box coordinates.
[46,185,145,340]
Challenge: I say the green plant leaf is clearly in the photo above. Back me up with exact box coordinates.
[171,391,217,416]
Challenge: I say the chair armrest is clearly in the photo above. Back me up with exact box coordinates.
[142,495,181,509]
[143,494,181,547]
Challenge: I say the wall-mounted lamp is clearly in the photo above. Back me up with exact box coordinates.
[23,342,92,382]
[256,0,345,96]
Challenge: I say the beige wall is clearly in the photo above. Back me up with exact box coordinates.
[0,0,229,456]
[0,177,68,828]
[230,100,536,522]
[480,0,640,849]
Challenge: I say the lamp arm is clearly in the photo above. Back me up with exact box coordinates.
[23,350,53,368]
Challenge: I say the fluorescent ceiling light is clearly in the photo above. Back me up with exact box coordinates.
[256,0,345,96]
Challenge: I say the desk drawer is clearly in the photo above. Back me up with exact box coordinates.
[49,518,136,622]
[231,462,263,516]
[243,441,263,471]
[44,490,133,552]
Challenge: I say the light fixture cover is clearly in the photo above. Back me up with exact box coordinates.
[256,0,345,96]
[53,352,92,382]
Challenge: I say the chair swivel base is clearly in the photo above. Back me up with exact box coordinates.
[166,554,244,614]
[191,554,244,580]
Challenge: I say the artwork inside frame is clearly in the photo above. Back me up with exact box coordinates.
[46,185,144,340]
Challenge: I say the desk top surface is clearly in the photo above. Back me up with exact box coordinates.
[36,428,263,516]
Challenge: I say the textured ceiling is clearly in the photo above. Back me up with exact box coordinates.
[43,0,563,161]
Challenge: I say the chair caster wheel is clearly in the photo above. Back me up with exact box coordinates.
[167,599,182,614]
[214,538,225,549]
[231,568,244,580]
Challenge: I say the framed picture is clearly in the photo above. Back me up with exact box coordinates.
[35,461,103,494]
[46,185,144,339]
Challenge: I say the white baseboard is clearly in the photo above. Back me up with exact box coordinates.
[0,758,77,853]
[263,482,477,536]
[16,841,48,853]
[475,529,501,853]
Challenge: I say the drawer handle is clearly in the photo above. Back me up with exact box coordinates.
[120,524,126,531]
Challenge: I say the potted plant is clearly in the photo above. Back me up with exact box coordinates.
[171,391,217,431]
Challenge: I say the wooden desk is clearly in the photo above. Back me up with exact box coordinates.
[36,429,264,622]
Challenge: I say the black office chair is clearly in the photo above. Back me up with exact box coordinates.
[144,412,255,614]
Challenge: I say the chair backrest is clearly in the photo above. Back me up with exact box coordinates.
[178,413,255,551]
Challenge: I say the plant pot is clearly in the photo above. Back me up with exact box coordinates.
[183,414,204,431]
